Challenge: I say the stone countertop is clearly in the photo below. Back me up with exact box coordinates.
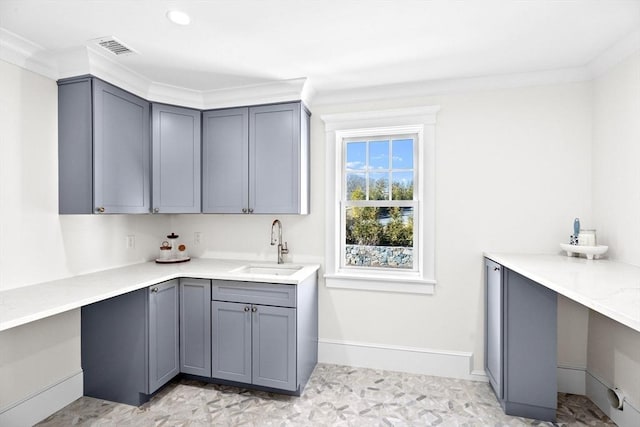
[484,253,640,333]
[0,258,320,332]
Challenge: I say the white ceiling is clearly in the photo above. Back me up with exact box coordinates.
[1,0,639,94]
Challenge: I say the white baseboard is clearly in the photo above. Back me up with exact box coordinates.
[557,365,586,395]
[318,339,487,381]
[0,370,83,427]
[586,371,640,427]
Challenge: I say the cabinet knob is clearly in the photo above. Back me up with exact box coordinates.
[153,208,160,213]
[244,306,250,312]
[493,267,500,272]
[96,207,105,213]
[248,208,254,214]
[151,287,159,293]
[251,306,257,312]
[242,208,247,213]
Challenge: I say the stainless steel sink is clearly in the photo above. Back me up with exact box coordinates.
[231,264,303,276]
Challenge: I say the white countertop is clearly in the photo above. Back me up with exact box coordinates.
[484,253,640,333]
[0,258,320,332]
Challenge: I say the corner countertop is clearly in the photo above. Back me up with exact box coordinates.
[484,253,640,333]
[0,258,320,332]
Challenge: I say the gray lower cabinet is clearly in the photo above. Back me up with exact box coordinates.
[180,278,212,377]
[484,257,558,422]
[151,104,201,213]
[202,102,310,214]
[485,259,503,398]
[58,76,151,214]
[81,280,180,406]
[211,278,317,394]
[211,301,296,391]
[148,279,180,393]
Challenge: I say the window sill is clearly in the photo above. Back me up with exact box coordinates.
[324,272,436,294]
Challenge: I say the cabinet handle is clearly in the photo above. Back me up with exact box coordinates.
[96,207,105,213]
[251,306,257,312]
[151,287,158,293]
[493,267,500,272]
[153,208,159,213]
[244,306,250,312]
[248,208,254,214]
[242,208,247,213]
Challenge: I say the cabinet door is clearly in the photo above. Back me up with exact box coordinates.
[152,104,201,213]
[485,258,503,399]
[249,103,302,214]
[252,305,297,391]
[93,79,150,213]
[211,301,252,383]
[180,279,211,377]
[202,108,249,213]
[149,279,180,393]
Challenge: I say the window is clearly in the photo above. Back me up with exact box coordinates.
[322,107,439,294]
[342,135,418,270]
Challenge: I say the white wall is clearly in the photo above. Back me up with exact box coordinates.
[0,59,168,412]
[173,81,593,374]
[590,52,640,407]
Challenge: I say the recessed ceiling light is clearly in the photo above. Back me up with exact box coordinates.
[167,10,191,26]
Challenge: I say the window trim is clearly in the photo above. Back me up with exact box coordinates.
[340,131,420,273]
[322,106,440,294]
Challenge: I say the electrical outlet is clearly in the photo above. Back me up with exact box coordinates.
[126,235,135,249]
[194,231,203,245]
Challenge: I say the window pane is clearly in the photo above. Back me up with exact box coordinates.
[368,173,388,200]
[345,206,414,269]
[392,139,413,169]
[368,140,389,170]
[346,142,366,170]
[346,173,366,200]
[392,171,413,200]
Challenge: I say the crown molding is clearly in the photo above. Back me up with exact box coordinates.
[2,25,638,108]
[0,27,58,79]
[312,66,592,106]
[588,28,640,78]
[201,77,310,109]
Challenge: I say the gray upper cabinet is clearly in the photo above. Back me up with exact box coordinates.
[202,102,310,214]
[58,76,151,214]
[152,104,201,213]
[180,278,211,377]
[202,108,249,213]
[148,279,180,394]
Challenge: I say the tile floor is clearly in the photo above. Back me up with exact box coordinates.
[38,364,615,426]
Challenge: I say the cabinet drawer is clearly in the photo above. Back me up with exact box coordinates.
[212,280,296,308]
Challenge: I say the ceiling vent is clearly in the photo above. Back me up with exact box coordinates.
[92,36,136,56]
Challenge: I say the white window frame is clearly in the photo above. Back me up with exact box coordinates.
[322,106,439,294]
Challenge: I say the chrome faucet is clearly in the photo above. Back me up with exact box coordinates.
[270,219,289,264]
